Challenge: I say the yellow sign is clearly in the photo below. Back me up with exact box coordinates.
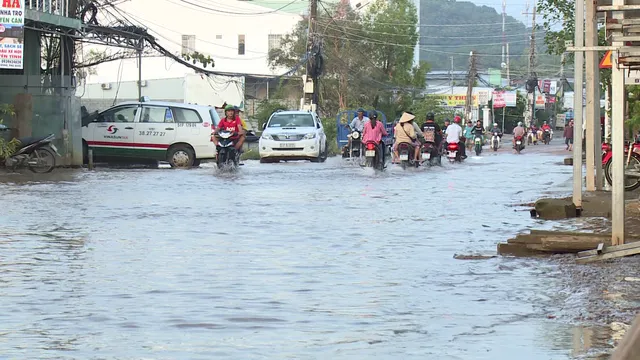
[429,94,478,107]
[600,50,612,69]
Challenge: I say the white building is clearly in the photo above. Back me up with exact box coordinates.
[78,0,304,110]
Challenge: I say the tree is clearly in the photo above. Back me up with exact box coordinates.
[269,0,428,118]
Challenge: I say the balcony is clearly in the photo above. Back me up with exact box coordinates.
[25,0,81,30]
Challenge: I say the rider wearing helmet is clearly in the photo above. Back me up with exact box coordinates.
[513,121,526,148]
[212,104,245,151]
[233,106,248,130]
[489,122,503,137]
[362,110,388,164]
[445,116,466,159]
[422,112,442,146]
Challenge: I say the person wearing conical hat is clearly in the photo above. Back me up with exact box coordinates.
[393,112,420,163]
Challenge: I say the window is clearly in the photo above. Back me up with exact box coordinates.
[172,107,203,123]
[216,35,222,40]
[238,34,245,55]
[209,108,221,127]
[181,35,196,55]
[268,34,283,53]
[268,114,314,128]
[140,106,173,123]
[97,105,138,123]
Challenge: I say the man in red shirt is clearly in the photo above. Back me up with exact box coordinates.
[212,105,245,150]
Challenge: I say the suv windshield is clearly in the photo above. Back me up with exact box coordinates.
[268,113,315,128]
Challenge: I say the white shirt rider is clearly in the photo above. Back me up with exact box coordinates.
[445,122,463,143]
[350,116,370,132]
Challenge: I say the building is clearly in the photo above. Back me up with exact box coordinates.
[79,0,304,109]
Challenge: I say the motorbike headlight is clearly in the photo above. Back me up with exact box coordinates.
[261,133,273,140]
[304,133,316,139]
[351,132,360,139]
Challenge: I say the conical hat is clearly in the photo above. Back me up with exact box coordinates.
[399,112,415,123]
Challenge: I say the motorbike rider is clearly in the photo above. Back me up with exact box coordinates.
[232,106,248,130]
[212,105,246,151]
[442,118,450,132]
[489,123,502,137]
[471,120,485,144]
[422,112,442,147]
[513,121,526,148]
[346,108,369,152]
[445,116,466,159]
[541,121,552,138]
[393,112,420,163]
[362,110,388,165]
[463,121,474,150]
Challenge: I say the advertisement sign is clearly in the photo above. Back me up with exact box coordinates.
[429,94,478,107]
[535,94,546,109]
[0,0,24,69]
[492,91,517,108]
[477,90,490,106]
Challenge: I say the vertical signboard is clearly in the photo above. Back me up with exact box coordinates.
[0,0,24,69]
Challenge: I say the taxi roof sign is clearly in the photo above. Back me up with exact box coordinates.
[600,50,612,69]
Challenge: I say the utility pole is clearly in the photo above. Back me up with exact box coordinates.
[465,51,477,122]
[506,42,511,86]
[301,0,320,111]
[450,56,454,94]
[585,0,602,191]
[523,5,537,127]
[137,38,143,100]
[573,0,585,210]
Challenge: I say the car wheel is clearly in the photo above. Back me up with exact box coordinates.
[192,159,201,167]
[319,142,328,162]
[260,158,276,164]
[167,145,195,168]
[82,140,89,164]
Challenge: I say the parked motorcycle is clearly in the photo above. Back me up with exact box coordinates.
[474,135,483,156]
[543,129,551,145]
[491,132,500,151]
[397,142,417,169]
[602,142,640,191]
[446,142,463,163]
[215,131,239,170]
[514,135,525,154]
[0,125,58,173]
[420,141,441,166]
[363,141,384,170]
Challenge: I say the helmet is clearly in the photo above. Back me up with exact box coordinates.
[233,105,240,112]
[224,104,235,111]
[454,116,461,123]
[357,108,365,114]
[518,121,523,126]
[369,110,378,119]
[426,112,435,121]
[493,123,498,127]
[444,118,450,123]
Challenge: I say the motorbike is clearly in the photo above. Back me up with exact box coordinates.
[527,131,538,145]
[420,141,441,166]
[514,135,525,154]
[543,129,551,145]
[344,127,362,159]
[446,142,463,163]
[215,131,240,170]
[363,141,384,170]
[602,142,640,191]
[397,142,418,169]
[0,125,58,173]
[491,132,501,151]
[474,135,483,156]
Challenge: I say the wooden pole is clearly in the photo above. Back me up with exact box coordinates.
[611,315,640,360]
[611,0,625,246]
[585,0,602,191]
[573,0,585,209]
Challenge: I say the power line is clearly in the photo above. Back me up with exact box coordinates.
[173,0,302,15]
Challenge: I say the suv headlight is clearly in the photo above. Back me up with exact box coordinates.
[261,133,273,140]
[304,133,316,139]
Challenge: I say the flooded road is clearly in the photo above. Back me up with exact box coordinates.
[0,145,596,359]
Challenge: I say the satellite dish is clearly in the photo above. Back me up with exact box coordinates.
[501,62,507,68]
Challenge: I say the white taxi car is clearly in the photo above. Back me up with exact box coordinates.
[82,100,219,167]
[259,110,328,163]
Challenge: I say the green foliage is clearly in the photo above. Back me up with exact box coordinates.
[270,0,426,116]
[321,117,340,156]
[253,100,289,130]
[240,149,261,161]
[411,97,458,126]
[0,104,19,158]
[181,51,215,68]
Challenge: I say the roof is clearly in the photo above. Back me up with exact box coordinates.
[114,101,217,111]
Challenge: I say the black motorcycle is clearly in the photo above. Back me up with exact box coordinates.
[0,125,58,173]
[398,142,418,169]
[215,131,239,170]
[543,129,551,145]
[363,141,385,170]
[420,141,441,166]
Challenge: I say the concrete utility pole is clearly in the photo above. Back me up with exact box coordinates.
[450,56,454,94]
[301,0,319,111]
[573,0,585,209]
[585,0,603,191]
[524,5,537,126]
[611,0,626,246]
[465,51,477,122]
[506,42,511,86]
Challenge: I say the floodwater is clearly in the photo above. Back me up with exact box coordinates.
[0,144,609,359]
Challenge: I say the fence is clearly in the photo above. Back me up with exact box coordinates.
[0,75,81,166]
[26,0,70,17]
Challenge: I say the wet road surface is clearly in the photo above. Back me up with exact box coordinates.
[0,143,599,359]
